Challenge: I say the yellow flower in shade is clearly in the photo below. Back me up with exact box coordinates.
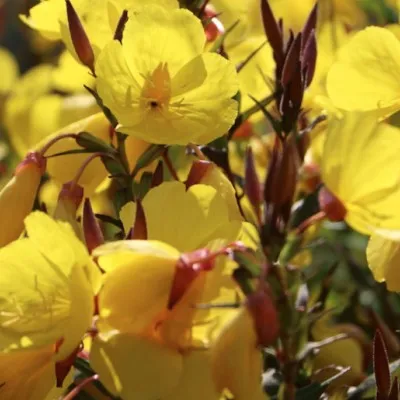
[120,180,254,251]
[311,315,367,388]
[0,48,19,95]
[320,110,400,235]
[91,239,239,399]
[211,307,268,400]
[366,234,400,291]
[326,27,400,118]
[4,64,98,158]
[95,5,239,145]
[0,153,45,247]
[0,212,99,399]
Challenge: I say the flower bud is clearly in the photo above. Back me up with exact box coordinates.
[318,186,347,222]
[54,182,84,237]
[246,289,280,347]
[0,152,45,246]
[168,248,213,309]
[129,200,147,240]
[66,0,95,73]
[244,147,262,220]
[83,198,104,254]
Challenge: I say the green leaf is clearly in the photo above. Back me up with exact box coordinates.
[131,144,166,177]
[45,148,95,158]
[76,131,116,154]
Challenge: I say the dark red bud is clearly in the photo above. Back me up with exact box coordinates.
[247,289,280,347]
[83,198,104,254]
[185,160,213,188]
[302,31,317,88]
[264,136,297,209]
[318,186,347,222]
[244,147,262,217]
[281,33,302,87]
[168,248,213,309]
[130,200,147,240]
[66,0,95,74]
[301,3,318,50]
[261,0,284,68]
[389,377,399,400]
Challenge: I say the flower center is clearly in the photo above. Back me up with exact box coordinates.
[141,62,171,111]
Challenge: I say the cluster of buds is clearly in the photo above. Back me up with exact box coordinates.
[261,0,317,135]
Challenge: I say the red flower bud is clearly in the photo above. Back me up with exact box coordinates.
[66,0,95,74]
[246,288,280,347]
[83,198,104,254]
[318,186,347,222]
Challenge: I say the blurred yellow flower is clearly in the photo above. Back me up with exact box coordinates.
[320,110,400,235]
[4,64,98,158]
[0,48,19,95]
[96,5,238,145]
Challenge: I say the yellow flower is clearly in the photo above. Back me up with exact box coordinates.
[326,27,400,118]
[366,234,400,291]
[0,153,45,247]
[0,212,99,398]
[120,180,253,251]
[0,48,19,95]
[95,5,239,145]
[91,239,239,399]
[4,64,98,158]
[320,110,400,235]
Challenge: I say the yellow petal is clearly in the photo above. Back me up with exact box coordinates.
[0,346,56,400]
[164,351,220,400]
[142,181,229,252]
[123,5,205,77]
[321,110,400,234]
[91,332,183,399]
[94,240,179,333]
[211,308,267,400]
[326,27,400,116]
[367,234,400,291]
